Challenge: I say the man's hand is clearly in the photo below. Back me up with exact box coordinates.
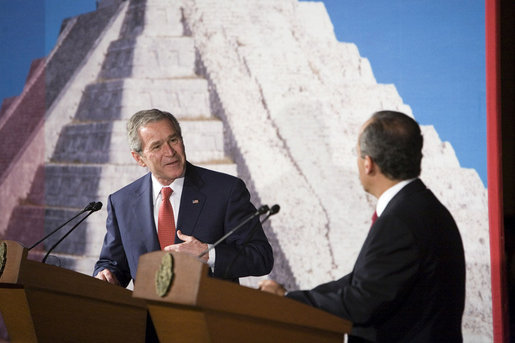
[258,279,287,296]
[164,230,209,262]
[95,269,120,286]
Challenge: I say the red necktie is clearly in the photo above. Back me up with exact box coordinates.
[158,187,175,249]
[371,211,378,227]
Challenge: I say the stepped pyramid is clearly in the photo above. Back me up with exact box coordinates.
[0,0,491,340]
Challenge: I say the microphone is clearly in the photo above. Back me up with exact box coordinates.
[42,202,103,263]
[223,204,280,279]
[198,205,269,259]
[28,202,97,250]
[263,204,280,220]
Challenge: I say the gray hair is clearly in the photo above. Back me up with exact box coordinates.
[127,109,182,153]
[359,111,423,180]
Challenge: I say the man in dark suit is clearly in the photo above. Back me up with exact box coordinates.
[260,111,465,342]
[94,109,273,287]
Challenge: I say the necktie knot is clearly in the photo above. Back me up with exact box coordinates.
[161,187,173,198]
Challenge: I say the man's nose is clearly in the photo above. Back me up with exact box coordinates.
[163,142,175,155]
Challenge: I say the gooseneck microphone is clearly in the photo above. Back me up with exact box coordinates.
[260,204,280,225]
[223,204,280,279]
[28,202,97,251]
[198,205,270,259]
[42,202,103,263]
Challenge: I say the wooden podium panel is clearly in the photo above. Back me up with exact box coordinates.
[0,240,148,342]
[133,251,352,342]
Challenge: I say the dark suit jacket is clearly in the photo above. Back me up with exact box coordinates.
[287,179,465,342]
[94,162,273,287]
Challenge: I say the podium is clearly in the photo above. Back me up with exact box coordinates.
[0,240,148,342]
[133,251,352,342]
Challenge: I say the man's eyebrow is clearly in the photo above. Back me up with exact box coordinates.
[148,139,162,148]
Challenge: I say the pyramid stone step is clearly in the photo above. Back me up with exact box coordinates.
[97,0,191,79]
[44,164,108,209]
[182,120,227,163]
[75,78,211,121]
[420,125,461,169]
[51,119,225,164]
[420,167,485,210]
[317,43,376,85]
[119,0,184,39]
[99,36,196,80]
[143,1,185,37]
[334,84,407,113]
[4,205,46,249]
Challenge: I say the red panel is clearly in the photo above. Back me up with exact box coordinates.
[485,0,508,341]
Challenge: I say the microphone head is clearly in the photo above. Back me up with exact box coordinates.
[257,205,270,214]
[92,202,103,211]
[269,204,280,215]
[84,202,96,211]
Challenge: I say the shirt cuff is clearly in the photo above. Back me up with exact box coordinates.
[207,244,216,271]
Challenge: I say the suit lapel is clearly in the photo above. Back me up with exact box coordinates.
[177,163,206,237]
[127,173,160,251]
[365,179,425,244]
[354,179,426,277]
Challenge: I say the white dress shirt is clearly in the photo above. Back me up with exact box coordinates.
[375,178,416,217]
[150,174,215,268]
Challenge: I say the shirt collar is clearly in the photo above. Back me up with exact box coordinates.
[151,173,185,202]
[376,178,416,217]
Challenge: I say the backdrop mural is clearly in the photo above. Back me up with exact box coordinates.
[0,0,490,341]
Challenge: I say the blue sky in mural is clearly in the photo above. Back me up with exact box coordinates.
[0,0,486,185]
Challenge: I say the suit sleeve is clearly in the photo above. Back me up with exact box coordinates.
[212,178,274,279]
[311,273,352,293]
[285,273,352,316]
[93,195,132,287]
[287,216,421,324]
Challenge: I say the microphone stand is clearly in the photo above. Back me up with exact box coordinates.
[223,205,280,279]
[42,202,102,263]
[198,205,269,259]
[28,202,96,251]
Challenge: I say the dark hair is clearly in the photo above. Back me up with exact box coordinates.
[127,109,182,153]
[359,110,423,180]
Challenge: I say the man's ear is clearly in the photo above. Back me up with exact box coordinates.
[131,151,146,167]
[363,155,374,175]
